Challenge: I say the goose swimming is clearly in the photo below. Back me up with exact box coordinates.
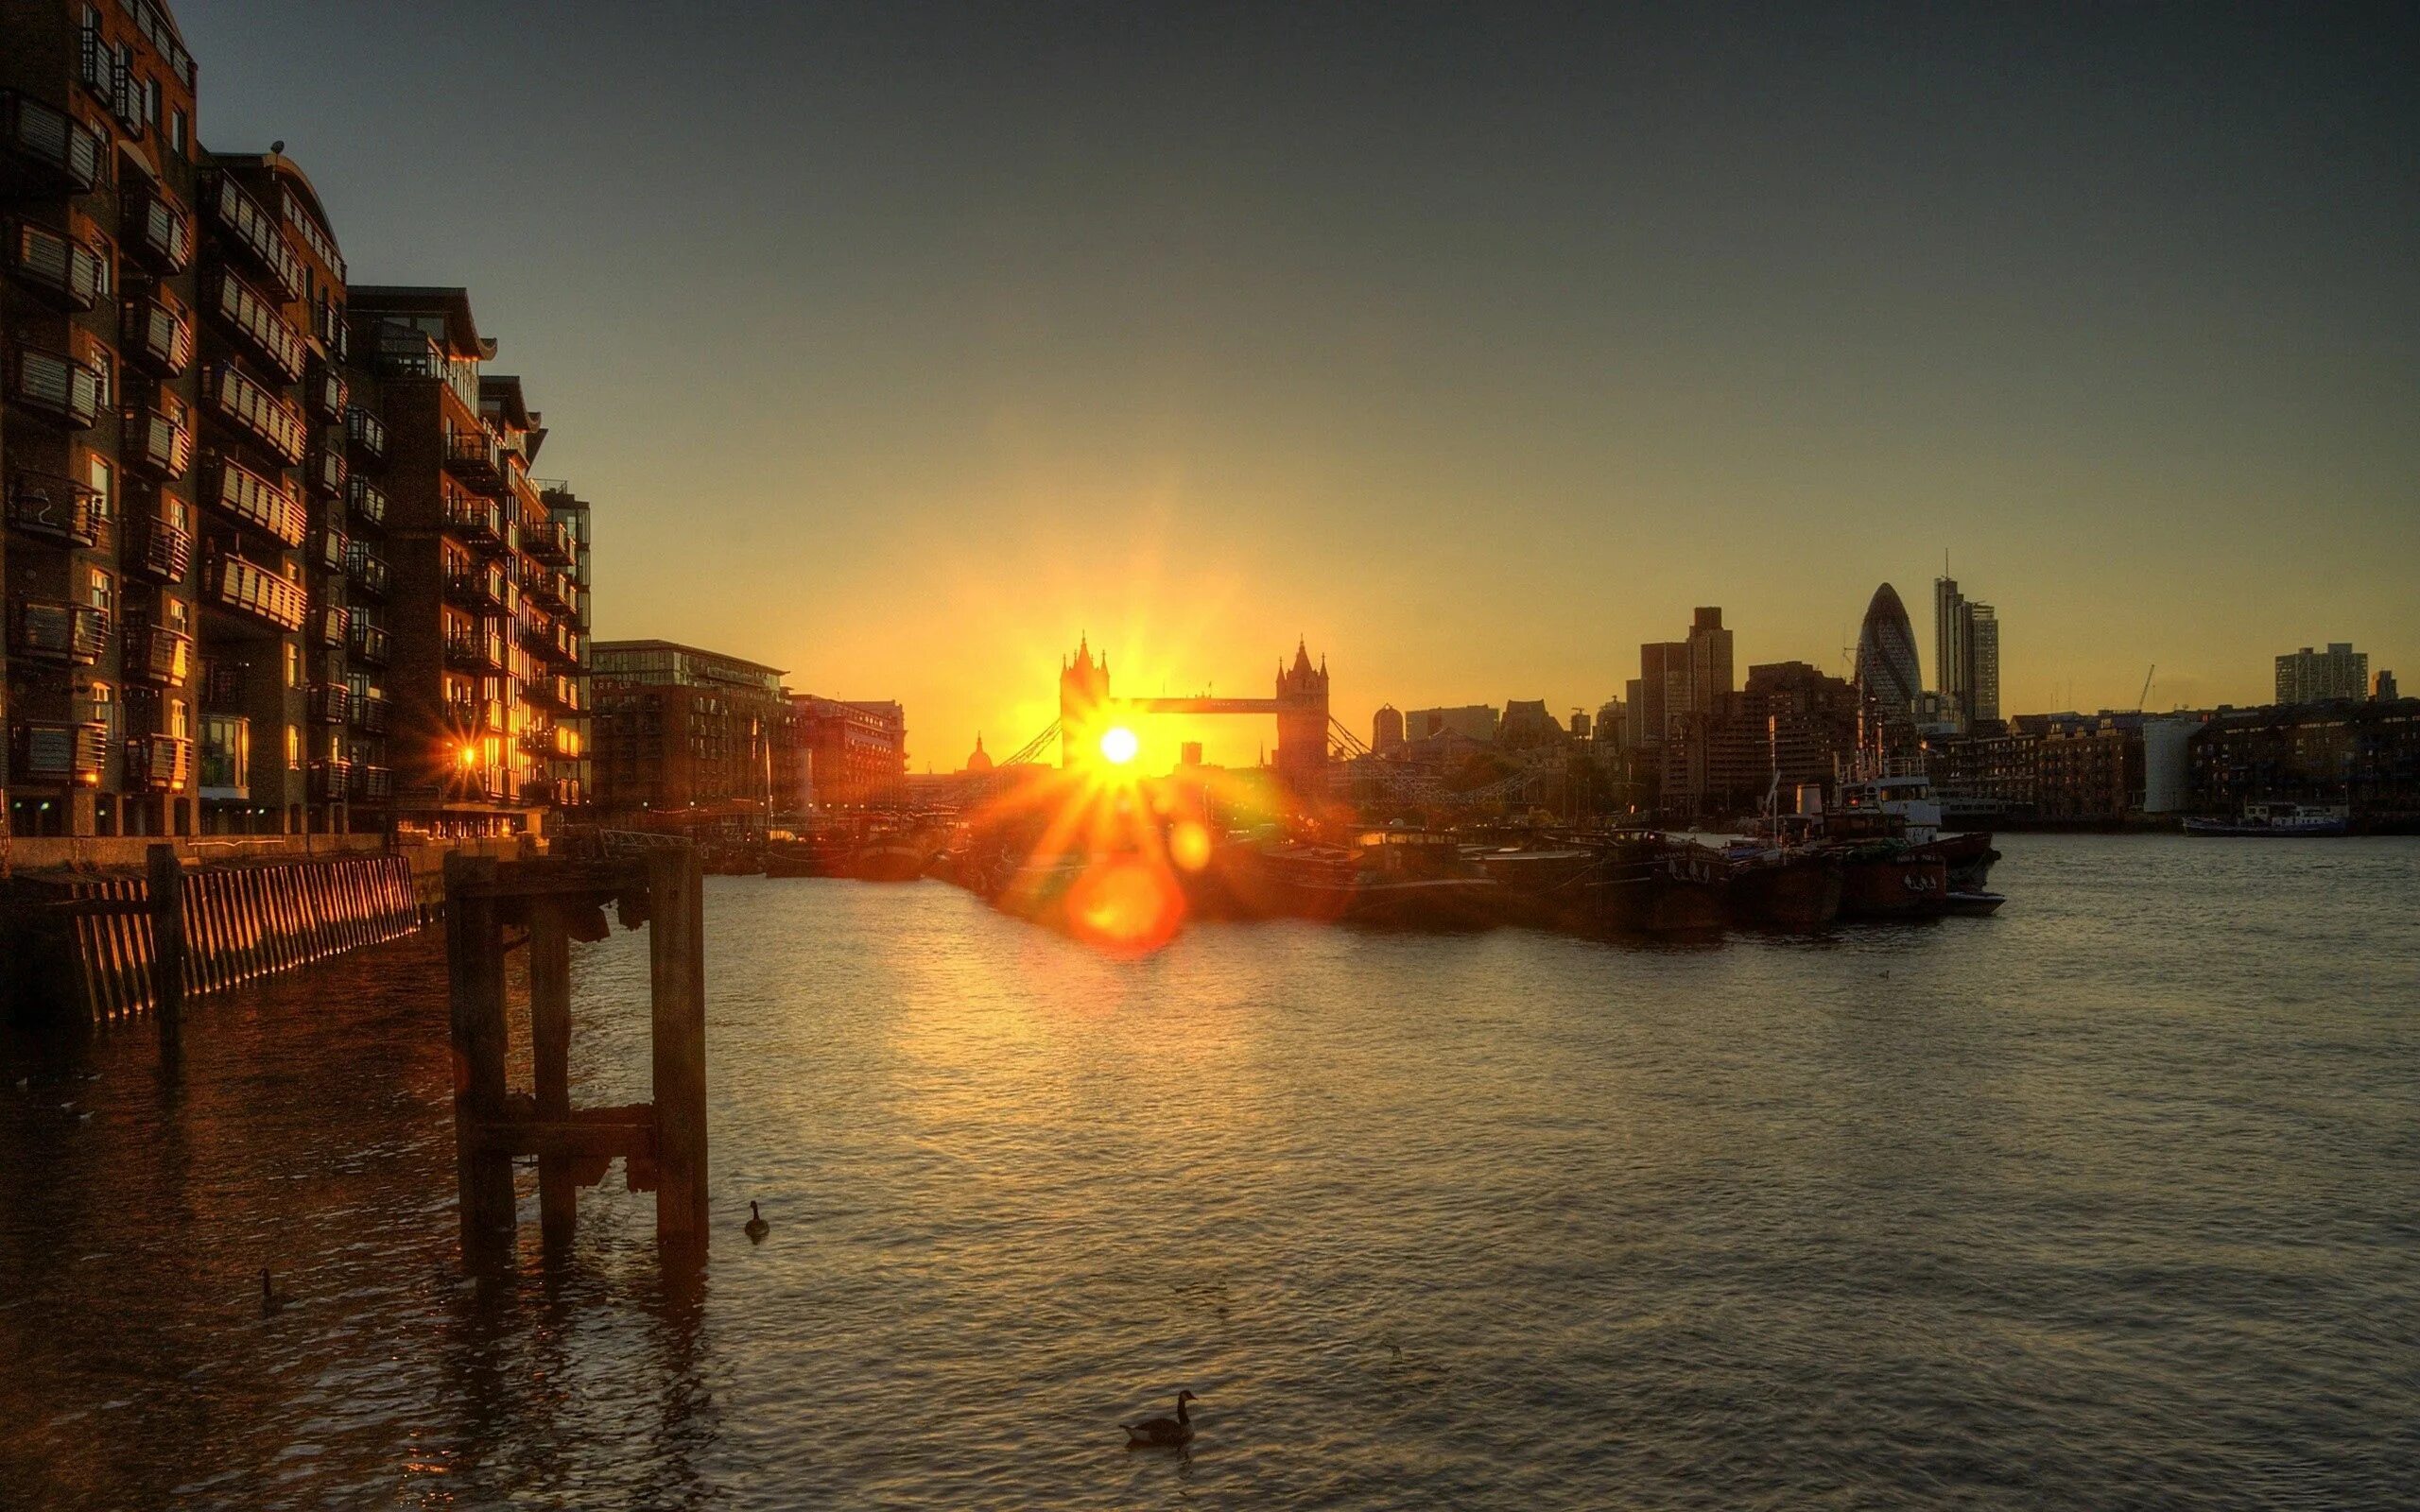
[744,1201,769,1241]
[259,1269,288,1316]
[1120,1390,1198,1448]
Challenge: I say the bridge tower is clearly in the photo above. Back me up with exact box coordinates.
[1273,640,1331,798]
[1060,637,1110,767]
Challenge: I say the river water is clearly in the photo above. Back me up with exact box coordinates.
[3,834,2416,1509]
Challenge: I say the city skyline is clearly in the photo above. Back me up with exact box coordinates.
[178,2,2417,768]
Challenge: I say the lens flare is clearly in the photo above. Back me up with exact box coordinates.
[1168,818,1213,872]
[1098,725,1140,766]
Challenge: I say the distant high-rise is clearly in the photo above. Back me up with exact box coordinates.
[1685,608,1735,715]
[2275,644,2368,705]
[1372,703,1405,755]
[2378,670,2400,702]
[1933,574,2000,729]
[1856,583,1924,726]
[1968,605,2000,723]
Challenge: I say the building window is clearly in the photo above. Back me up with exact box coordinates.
[83,453,112,521]
[163,593,188,633]
[285,643,301,687]
[86,565,114,619]
[286,724,302,769]
[84,680,117,745]
[168,696,189,740]
[169,109,186,156]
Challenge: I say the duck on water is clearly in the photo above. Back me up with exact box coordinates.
[1121,1390,1199,1448]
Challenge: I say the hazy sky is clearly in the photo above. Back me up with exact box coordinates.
[184,1,2417,767]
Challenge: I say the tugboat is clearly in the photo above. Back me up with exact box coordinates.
[2184,802,2351,836]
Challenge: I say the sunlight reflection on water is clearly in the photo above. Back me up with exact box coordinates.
[4,835,2417,1509]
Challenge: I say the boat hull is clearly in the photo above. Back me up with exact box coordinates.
[1727,854,1842,929]
[1836,848,1950,919]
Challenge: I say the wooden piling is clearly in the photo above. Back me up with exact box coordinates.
[648,846,710,1248]
[147,846,184,1047]
[445,853,515,1266]
[530,897,576,1249]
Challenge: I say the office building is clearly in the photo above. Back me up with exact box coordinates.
[2274,644,2368,706]
[1855,582,1924,731]
[591,640,790,818]
[1933,574,2000,730]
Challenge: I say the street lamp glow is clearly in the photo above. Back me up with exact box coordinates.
[1098,725,1140,766]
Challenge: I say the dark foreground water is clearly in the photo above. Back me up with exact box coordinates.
[4,834,2417,1509]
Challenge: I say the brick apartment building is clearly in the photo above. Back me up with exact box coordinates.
[3,0,592,839]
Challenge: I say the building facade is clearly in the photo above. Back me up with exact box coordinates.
[2190,698,2418,823]
[591,640,790,820]
[1855,582,1923,737]
[1932,575,2000,730]
[4,2,591,842]
[794,694,906,807]
[2273,644,2368,706]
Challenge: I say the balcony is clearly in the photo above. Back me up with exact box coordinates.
[198,658,243,712]
[527,674,583,713]
[306,365,346,423]
[345,541,389,599]
[128,734,193,792]
[527,518,576,566]
[348,618,390,666]
[309,759,351,803]
[372,324,445,380]
[14,721,109,787]
[305,445,346,498]
[123,404,194,481]
[344,405,387,464]
[441,427,503,490]
[1,94,105,193]
[443,490,504,549]
[201,172,305,301]
[444,568,489,610]
[313,604,348,648]
[350,694,389,735]
[312,525,347,576]
[127,185,193,273]
[442,630,509,674]
[124,623,193,685]
[7,469,102,547]
[205,267,307,383]
[122,291,196,377]
[202,552,308,631]
[200,455,306,547]
[204,362,308,465]
[446,698,508,735]
[124,512,194,584]
[6,346,104,429]
[315,300,348,361]
[347,475,387,530]
[349,764,393,803]
[13,600,109,664]
[7,222,107,310]
[307,683,350,725]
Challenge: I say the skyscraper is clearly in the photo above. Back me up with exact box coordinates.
[1933,574,1999,729]
[1856,582,1924,726]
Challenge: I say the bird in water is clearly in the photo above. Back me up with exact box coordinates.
[259,1269,288,1316]
[744,1201,769,1241]
[1121,1390,1199,1448]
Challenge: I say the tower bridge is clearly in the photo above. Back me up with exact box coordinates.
[1058,637,1332,794]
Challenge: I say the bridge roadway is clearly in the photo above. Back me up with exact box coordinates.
[1113,697,1285,716]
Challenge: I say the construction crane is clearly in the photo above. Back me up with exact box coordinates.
[2136,664,2156,712]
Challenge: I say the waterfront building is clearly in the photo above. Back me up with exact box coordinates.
[1855,583,1924,734]
[1404,703,1496,743]
[2032,714,2144,821]
[591,640,791,821]
[1,4,595,842]
[794,695,907,807]
[1923,725,2041,818]
[346,288,587,832]
[2274,644,2368,706]
[2189,697,2419,823]
[1371,702,1404,755]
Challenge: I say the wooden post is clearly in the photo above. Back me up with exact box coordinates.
[446,853,514,1268]
[648,845,709,1248]
[147,844,183,1046]
[529,897,577,1251]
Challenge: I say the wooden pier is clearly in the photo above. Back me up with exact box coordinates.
[443,844,709,1265]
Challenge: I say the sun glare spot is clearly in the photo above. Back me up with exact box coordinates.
[1098,725,1140,766]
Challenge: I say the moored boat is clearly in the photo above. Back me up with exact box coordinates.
[1724,844,1842,929]
[2183,802,2350,837]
